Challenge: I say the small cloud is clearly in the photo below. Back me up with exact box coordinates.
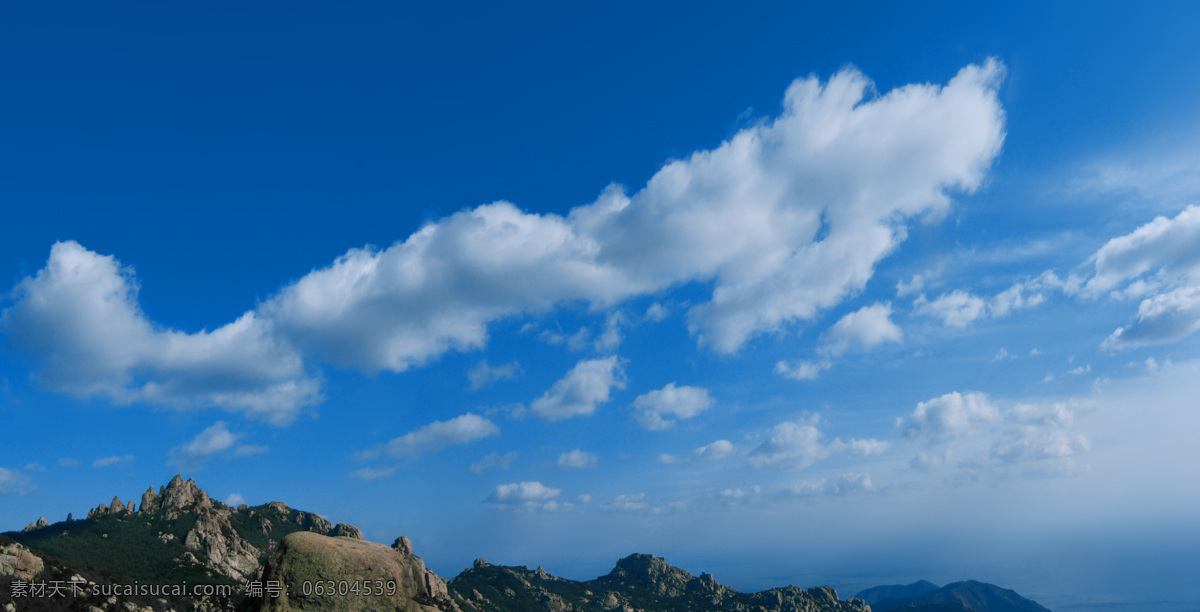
[0,468,34,495]
[992,348,1013,362]
[631,383,714,430]
[660,439,735,464]
[489,481,563,511]
[363,413,499,461]
[915,291,987,327]
[557,449,599,469]
[819,302,902,355]
[467,360,522,391]
[530,356,627,421]
[169,422,264,470]
[225,493,247,506]
[23,463,46,472]
[595,310,627,352]
[719,486,761,502]
[540,327,591,351]
[904,391,998,440]
[774,359,831,381]
[1068,364,1091,375]
[351,467,396,481]
[786,473,875,497]
[1029,348,1042,356]
[644,302,668,322]
[470,452,518,474]
[57,457,80,468]
[601,493,648,512]
[1043,374,1055,383]
[92,455,133,468]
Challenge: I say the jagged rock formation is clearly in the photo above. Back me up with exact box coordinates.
[252,531,460,612]
[6,475,368,610]
[448,553,871,612]
[20,517,49,532]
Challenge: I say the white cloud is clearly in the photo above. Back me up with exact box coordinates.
[787,473,875,497]
[529,356,626,421]
[601,493,649,512]
[467,360,522,391]
[900,391,1090,472]
[556,449,599,469]
[469,452,518,474]
[3,62,1006,418]
[836,438,891,457]
[168,421,266,470]
[915,290,986,327]
[749,415,888,470]
[92,454,134,468]
[225,493,247,506]
[819,302,902,355]
[748,416,829,470]
[631,383,714,430]
[719,486,761,502]
[0,242,321,425]
[594,310,627,352]
[774,359,832,381]
[0,468,34,495]
[57,458,80,468]
[23,463,46,472]
[904,391,999,440]
[1069,206,1200,349]
[660,439,735,464]
[1103,285,1200,349]
[489,481,563,511]
[915,273,1057,328]
[644,302,669,322]
[368,413,499,460]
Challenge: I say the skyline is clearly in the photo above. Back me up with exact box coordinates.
[2,3,1199,611]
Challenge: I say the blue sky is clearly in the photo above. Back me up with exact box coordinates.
[2,2,1199,610]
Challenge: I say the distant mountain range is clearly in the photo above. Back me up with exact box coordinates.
[856,579,1052,612]
[1,476,1053,612]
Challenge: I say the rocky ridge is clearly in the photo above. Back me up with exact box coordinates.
[447,553,871,612]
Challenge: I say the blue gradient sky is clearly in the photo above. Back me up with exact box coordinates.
[2,2,1199,610]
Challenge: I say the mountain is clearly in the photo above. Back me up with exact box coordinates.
[447,553,870,612]
[869,580,1052,612]
[3,475,1051,612]
[2,475,372,611]
[857,581,941,605]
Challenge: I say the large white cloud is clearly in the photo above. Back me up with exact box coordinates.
[900,391,1089,472]
[529,356,626,421]
[3,61,1006,418]
[0,241,321,424]
[631,382,714,430]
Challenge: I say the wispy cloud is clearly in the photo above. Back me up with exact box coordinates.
[361,413,499,462]
[92,455,134,468]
